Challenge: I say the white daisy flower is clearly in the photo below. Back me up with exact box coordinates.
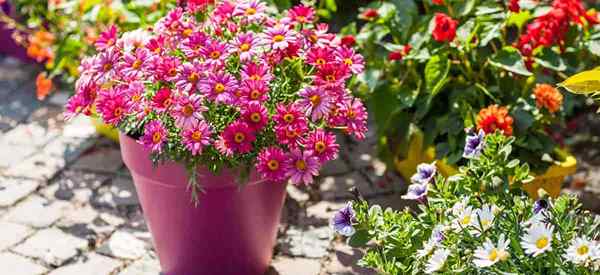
[449,197,470,216]
[452,206,474,231]
[522,210,549,228]
[471,204,496,236]
[425,248,451,274]
[520,223,554,257]
[473,234,510,268]
[564,237,599,265]
[417,225,445,258]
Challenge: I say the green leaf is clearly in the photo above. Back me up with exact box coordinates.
[458,0,477,17]
[534,48,566,72]
[424,54,450,97]
[488,47,532,76]
[480,22,503,47]
[587,40,600,57]
[507,10,532,29]
[348,229,370,247]
[324,0,337,12]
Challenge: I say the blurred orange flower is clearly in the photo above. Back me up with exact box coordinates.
[533,84,563,113]
[35,73,53,100]
[476,105,514,136]
[27,31,55,63]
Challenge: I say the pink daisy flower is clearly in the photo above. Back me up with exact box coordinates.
[124,81,146,114]
[234,0,267,23]
[181,120,213,156]
[200,39,230,68]
[263,25,297,50]
[275,124,307,149]
[151,87,175,113]
[241,101,268,131]
[335,47,364,74]
[273,103,307,129]
[304,129,339,163]
[175,61,204,93]
[92,47,120,80]
[146,35,167,55]
[199,71,237,104]
[95,25,118,51]
[285,149,320,185]
[232,32,259,62]
[140,120,168,153]
[155,56,182,82]
[314,63,350,87]
[306,46,335,66]
[256,146,289,182]
[158,7,185,33]
[239,79,269,103]
[212,1,235,24]
[241,62,273,82]
[217,121,256,156]
[172,93,207,128]
[119,48,149,80]
[287,5,315,24]
[297,86,332,121]
[302,23,335,47]
[336,97,369,140]
[181,32,209,58]
[96,88,131,126]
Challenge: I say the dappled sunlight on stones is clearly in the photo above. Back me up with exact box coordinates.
[0,252,47,275]
[0,221,33,251]
[12,227,87,266]
[0,178,40,207]
[4,195,71,228]
[47,253,122,275]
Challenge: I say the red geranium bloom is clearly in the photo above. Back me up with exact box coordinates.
[359,8,379,21]
[476,105,514,136]
[432,13,458,42]
[341,35,356,47]
[432,0,444,5]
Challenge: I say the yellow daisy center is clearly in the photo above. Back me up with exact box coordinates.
[245,7,257,15]
[315,141,326,153]
[460,215,471,225]
[113,107,123,117]
[310,95,321,105]
[283,114,294,123]
[234,132,245,143]
[240,43,251,52]
[536,237,549,249]
[488,248,498,261]
[316,58,326,65]
[188,72,199,83]
[210,50,221,59]
[273,35,285,42]
[132,60,142,69]
[295,160,306,170]
[183,104,194,116]
[215,83,225,93]
[267,160,279,171]
[344,58,353,65]
[191,130,202,141]
[183,28,193,37]
[250,113,261,123]
[152,132,162,144]
[577,245,589,256]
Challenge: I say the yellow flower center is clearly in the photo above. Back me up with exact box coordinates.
[210,50,221,59]
[488,248,498,261]
[168,68,177,77]
[283,114,294,123]
[240,43,251,52]
[326,75,336,82]
[577,245,589,256]
[215,83,225,93]
[344,58,353,66]
[245,7,256,15]
[461,215,471,225]
[295,160,306,170]
[234,132,245,143]
[315,141,326,153]
[188,72,199,83]
[103,63,112,71]
[183,104,194,116]
[250,90,261,100]
[316,58,326,65]
[250,74,261,81]
[191,130,202,141]
[152,132,162,144]
[132,94,141,102]
[536,237,549,249]
[132,60,142,69]
[310,95,321,105]
[267,160,279,171]
[113,107,123,117]
[273,34,285,42]
[163,98,173,108]
[183,28,193,37]
[250,113,261,123]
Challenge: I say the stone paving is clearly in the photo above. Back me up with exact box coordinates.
[0,56,408,275]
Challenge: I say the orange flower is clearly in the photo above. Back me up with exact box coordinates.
[476,105,514,136]
[35,73,53,100]
[26,31,55,63]
[533,84,563,113]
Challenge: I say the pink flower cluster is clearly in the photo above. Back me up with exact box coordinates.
[65,0,367,186]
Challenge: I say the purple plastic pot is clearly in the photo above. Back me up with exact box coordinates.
[0,2,31,62]
[119,132,287,275]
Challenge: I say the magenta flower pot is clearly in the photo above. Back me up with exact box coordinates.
[119,132,287,275]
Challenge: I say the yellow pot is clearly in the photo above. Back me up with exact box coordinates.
[91,116,120,143]
[393,131,576,199]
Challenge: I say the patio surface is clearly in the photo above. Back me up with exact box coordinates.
[0,56,599,275]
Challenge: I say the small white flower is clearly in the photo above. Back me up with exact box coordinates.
[452,206,474,231]
[520,223,554,257]
[449,197,470,216]
[425,248,451,274]
[473,234,510,268]
[522,210,549,228]
[471,204,496,236]
[564,237,599,265]
[417,225,445,258]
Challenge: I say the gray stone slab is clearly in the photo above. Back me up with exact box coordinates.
[92,177,139,208]
[62,116,97,139]
[0,178,40,207]
[0,252,47,275]
[97,230,148,260]
[0,83,41,128]
[71,148,123,173]
[268,257,321,275]
[0,122,59,147]
[118,254,161,275]
[43,136,96,164]
[12,227,87,266]
[0,143,36,168]
[41,170,108,203]
[4,195,70,228]
[278,226,331,259]
[0,221,32,251]
[48,253,122,275]
[4,153,66,181]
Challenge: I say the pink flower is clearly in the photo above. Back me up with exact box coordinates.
[92,47,120,80]
[285,150,320,185]
[181,120,213,155]
[256,146,289,182]
[314,63,350,87]
[335,47,364,74]
[151,87,175,113]
[212,1,235,24]
[124,81,146,114]
[263,25,297,50]
[64,93,90,120]
[239,79,269,103]
[159,7,185,33]
[297,86,332,121]
[304,129,339,163]
[200,39,230,68]
[155,56,182,82]
[199,71,237,104]
[335,97,368,140]
[95,25,118,51]
[146,35,167,55]
[306,46,335,66]
[172,93,207,128]
[273,103,307,129]
[234,0,267,23]
[175,61,204,93]
[241,62,273,82]
[181,32,209,58]
[119,48,149,80]
[96,88,131,126]
[302,23,335,47]
[217,121,256,156]
[288,5,315,24]
[275,124,307,149]
[232,32,259,62]
[241,101,268,131]
[140,120,167,153]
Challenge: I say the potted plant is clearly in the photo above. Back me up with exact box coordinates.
[344,0,600,197]
[332,131,600,274]
[64,1,367,274]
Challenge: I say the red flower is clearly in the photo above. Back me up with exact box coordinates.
[476,105,514,136]
[508,0,520,12]
[432,13,458,42]
[359,8,379,21]
[387,44,411,61]
[432,0,444,5]
[534,84,563,113]
[341,35,356,47]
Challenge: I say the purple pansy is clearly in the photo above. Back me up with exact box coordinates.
[401,183,428,204]
[410,162,437,184]
[463,129,486,159]
[331,202,356,237]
